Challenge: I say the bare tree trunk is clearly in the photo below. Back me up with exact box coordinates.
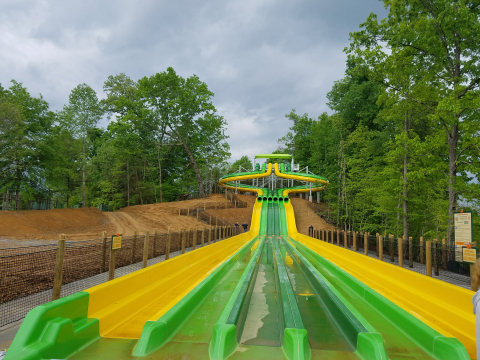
[158,147,163,203]
[82,137,86,208]
[181,142,206,198]
[403,113,409,241]
[447,123,458,246]
[127,159,130,206]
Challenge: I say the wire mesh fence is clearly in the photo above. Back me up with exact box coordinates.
[0,225,240,328]
[310,228,473,290]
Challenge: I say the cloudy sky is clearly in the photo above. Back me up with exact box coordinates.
[0,0,387,162]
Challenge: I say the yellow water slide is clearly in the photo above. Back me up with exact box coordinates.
[283,199,477,358]
[84,200,263,339]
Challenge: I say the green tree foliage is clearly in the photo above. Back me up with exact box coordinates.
[59,84,103,207]
[346,0,480,244]
[229,156,253,173]
[0,81,54,198]
[278,0,480,242]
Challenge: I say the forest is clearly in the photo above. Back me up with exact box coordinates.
[0,68,231,210]
[1,1,479,246]
[276,0,480,245]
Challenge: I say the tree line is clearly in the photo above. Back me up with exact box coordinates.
[0,67,231,210]
[277,0,480,245]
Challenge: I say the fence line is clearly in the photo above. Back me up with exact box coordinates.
[0,225,242,327]
[309,228,475,290]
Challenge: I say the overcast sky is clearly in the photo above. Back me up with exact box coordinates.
[0,0,387,162]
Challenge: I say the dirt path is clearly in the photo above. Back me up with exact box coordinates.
[103,212,150,236]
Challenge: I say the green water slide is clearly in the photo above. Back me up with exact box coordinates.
[6,162,471,360]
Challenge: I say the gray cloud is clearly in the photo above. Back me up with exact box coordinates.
[0,0,387,162]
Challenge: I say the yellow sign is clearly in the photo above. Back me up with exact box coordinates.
[462,248,476,264]
[454,212,472,246]
[111,235,122,250]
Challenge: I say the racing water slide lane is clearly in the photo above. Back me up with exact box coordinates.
[283,199,473,359]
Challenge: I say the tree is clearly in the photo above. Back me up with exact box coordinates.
[0,81,54,198]
[347,0,480,244]
[229,156,253,173]
[60,84,103,207]
[138,67,229,198]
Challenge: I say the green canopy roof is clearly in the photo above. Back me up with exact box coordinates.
[255,154,292,159]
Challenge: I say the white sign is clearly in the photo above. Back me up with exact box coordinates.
[454,211,472,246]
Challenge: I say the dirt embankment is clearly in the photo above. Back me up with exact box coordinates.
[291,197,336,235]
[0,193,332,243]
[0,194,232,242]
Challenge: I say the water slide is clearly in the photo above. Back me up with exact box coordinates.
[5,158,476,360]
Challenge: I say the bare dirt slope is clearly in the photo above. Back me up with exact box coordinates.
[291,197,336,235]
[0,195,231,241]
[0,193,333,242]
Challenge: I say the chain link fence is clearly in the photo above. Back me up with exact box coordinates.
[0,225,240,328]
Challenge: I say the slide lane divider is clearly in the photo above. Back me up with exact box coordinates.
[132,236,259,357]
[289,237,470,360]
[272,238,311,360]
[209,237,265,360]
[280,237,388,360]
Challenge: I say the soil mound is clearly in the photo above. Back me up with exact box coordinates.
[0,193,332,243]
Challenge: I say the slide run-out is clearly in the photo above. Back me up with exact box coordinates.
[5,161,475,360]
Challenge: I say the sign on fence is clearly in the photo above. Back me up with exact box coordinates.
[463,248,477,263]
[111,234,123,250]
[454,211,473,246]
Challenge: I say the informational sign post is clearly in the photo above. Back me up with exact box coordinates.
[454,211,474,263]
[454,211,473,246]
[111,234,123,250]
[463,248,477,263]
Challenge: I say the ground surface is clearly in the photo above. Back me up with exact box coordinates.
[0,194,332,244]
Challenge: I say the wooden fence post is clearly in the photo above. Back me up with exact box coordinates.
[208,227,212,245]
[182,230,186,254]
[442,239,447,270]
[108,238,118,281]
[101,231,107,273]
[193,229,197,250]
[153,229,157,257]
[143,231,150,268]
[398,237,403,267]
[433,239,439,276]
[426,241,432,277]
[389,234,394,262]
[52,234,66,301]
[409,236,413,268]
[187,207,189,216]
[210,215,212,225]
[353,231,357,251]
[197,208,199,218]
[202,227,205,246]
[131,230,138,264]
[376,233,379,257]
[379,235,383,261]
[420,236,424,264]
[364,233,368,256]
[166,229,171,260]
[471,263,479,291]
[343,230,347,248]
[214,226,217,243]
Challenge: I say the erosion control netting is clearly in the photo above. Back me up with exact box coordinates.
[0,227,238,327]
[311,229,473,289]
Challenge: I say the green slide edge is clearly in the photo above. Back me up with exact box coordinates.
[272,240,311,360]
[132,237,258,357]
[209,238,265,360]
[4,292,99,360]
[290,238,470,360]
